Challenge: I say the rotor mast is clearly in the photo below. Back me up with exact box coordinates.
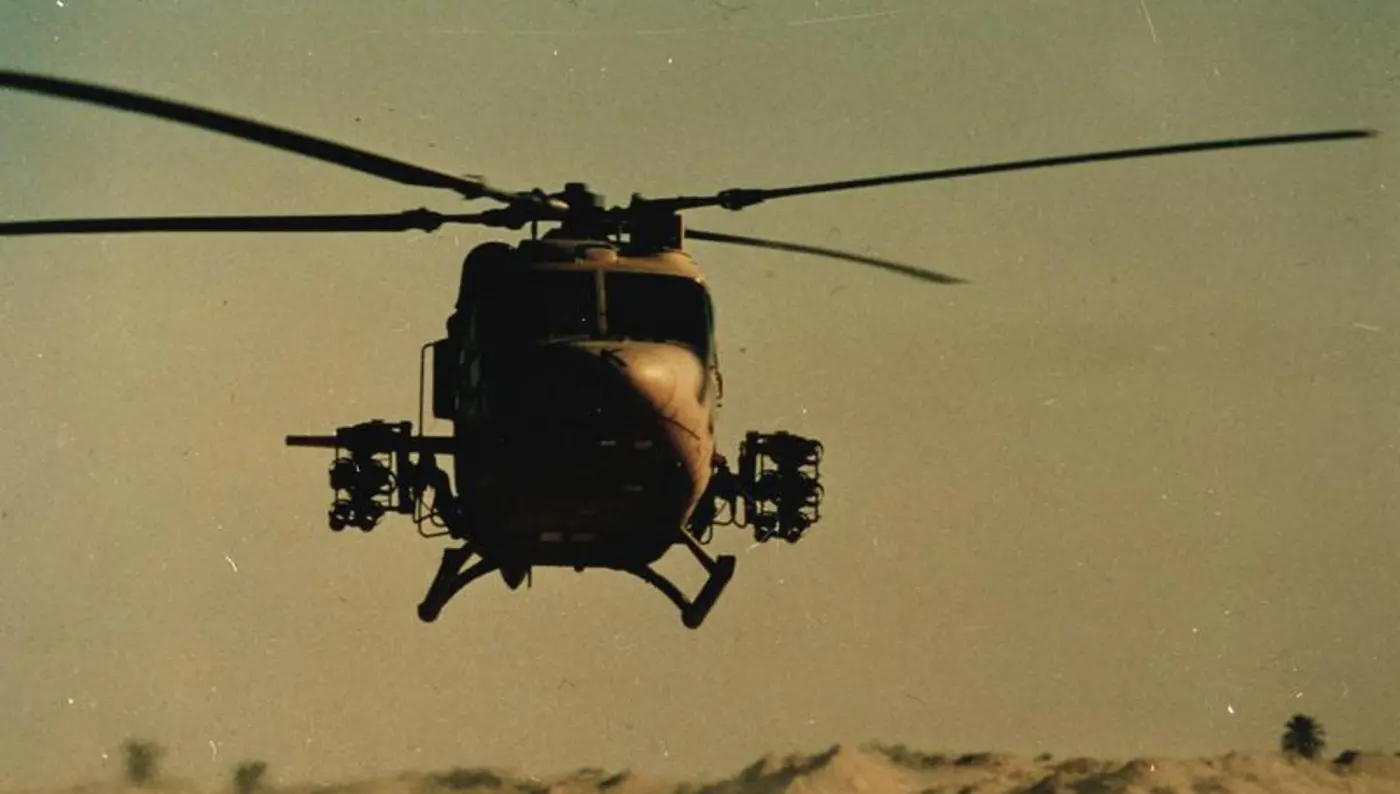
[531,182,686,253]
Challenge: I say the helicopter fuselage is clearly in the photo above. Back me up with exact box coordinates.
[436,236,722,575]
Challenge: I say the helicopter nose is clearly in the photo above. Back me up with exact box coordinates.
[498,342,705,434]
[485,342,710,539]
[492,342,709,484]
[497,346,642,431]
[598,342,708,444]
[583,342,712,509]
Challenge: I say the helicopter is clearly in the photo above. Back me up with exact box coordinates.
[0,70,1376,628]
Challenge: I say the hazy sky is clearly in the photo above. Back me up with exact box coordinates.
[1,1,1396,789]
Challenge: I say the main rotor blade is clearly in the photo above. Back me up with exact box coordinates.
[0,209,491,236]
[662,129,1377,211]
[0,70,521,204]
[684,228,965,284]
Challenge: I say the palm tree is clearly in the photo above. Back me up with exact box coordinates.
[233,761,268,794]
[121,739,164,786]
[1280,714,1326,759]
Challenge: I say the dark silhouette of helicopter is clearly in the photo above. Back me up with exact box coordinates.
[0,71,1376,628]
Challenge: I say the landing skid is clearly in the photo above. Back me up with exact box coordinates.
[414,532,738,629]
[618,529,738,629]
[416,543,498,623]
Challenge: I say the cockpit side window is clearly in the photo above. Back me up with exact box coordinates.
[604,272,713,359]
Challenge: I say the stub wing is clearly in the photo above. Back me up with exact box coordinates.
[286,419,454,532]
[285,419,454,455]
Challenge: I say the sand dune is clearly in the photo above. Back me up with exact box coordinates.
[17,744,1400,794]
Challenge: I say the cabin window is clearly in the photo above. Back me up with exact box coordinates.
[476,270,598,347]
[604,272,712,359]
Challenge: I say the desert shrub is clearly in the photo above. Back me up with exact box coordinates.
[1280,713,1326,760]
[233,761,268,794]
[1334,749,1359,766]
[599,771,631,789]
[869,743,950,770]
[121,739,164,786]
[431,768,502,790]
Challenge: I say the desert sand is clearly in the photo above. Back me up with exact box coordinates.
[15,745,1400,794]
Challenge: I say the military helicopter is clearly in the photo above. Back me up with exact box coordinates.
[0,71,1375,628]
